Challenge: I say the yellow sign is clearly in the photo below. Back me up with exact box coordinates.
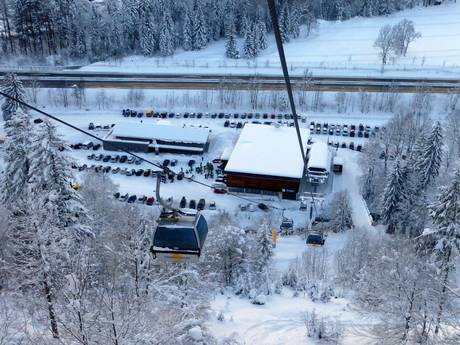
[71,183,81,191]
[271,229,278,248]
[171,253,183,263]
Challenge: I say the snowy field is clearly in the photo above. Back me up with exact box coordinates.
[81,2,460,78]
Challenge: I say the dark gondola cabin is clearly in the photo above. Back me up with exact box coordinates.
[151,211,208,263]
[306,231,326,247]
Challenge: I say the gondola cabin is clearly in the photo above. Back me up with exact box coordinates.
[306,231,326,247]
[151,211,208,263]
[280,218,294,234]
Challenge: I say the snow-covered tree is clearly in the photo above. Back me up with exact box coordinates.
[391,19,421,56]
[415,122,443,189]
[255,18,267,52]
[429,168,460,334]
[140,19,156,56]
[182,8,193,51]
[192,0,208,50]
[159,10,174,56]
[243,23,258,58]
[0,107,32,205]
[374,24,395,71]
[29,120,91,239]
[226,32,239,59]
[1,73,26,121]
[329,191,354,232]
[279,1,290,43]
[381,159,408,234]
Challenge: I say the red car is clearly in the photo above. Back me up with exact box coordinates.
[212,158,222,164]
[146,196,155,206]
[213,188,227,194]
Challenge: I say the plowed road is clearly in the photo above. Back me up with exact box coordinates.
[1,70,459,93]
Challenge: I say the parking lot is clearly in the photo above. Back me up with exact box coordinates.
[57,107,388,220]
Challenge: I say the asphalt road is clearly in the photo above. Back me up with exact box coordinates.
[0,70,459,93]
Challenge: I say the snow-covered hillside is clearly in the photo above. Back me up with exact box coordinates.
[82,2,460,78]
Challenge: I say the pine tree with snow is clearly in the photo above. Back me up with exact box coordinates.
[243,23,258,58]
[225,19,239,59]
[416,122,443,189]
[1,73,27,121]
[0,108,32,205]
[192,0,208,50]
[288,5,300,38]
[29,120,91,239]
[140,19,156,56]
[429,168,460,334]
[381,159,408,234]
[239,14,250,39]
[279,1,290,43]
[182,8,193,51]
[159,10,174,56]
[255,19,267,52]
[329,191,354,233]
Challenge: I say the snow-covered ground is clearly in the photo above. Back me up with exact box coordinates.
[81,2,460,78]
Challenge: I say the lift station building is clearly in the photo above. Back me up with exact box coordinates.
[224,123,309,199]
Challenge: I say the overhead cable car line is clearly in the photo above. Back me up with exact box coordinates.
[0,91,282,211]
[267,0,318,215]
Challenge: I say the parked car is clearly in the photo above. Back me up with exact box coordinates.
[342,125,349,136]
[180,196,187,208]
[103,166,111,173]
[247,203,256,212]
[87,154,95,160]
[236,122,243,129]
[113,192,120,199]
[112,167,120,174]
[137,195,147,204]
[127,195,137,203]
[349,142,355,150]
[102,155,111,162]
[143,169,151,177]
[258,203,269,211]
[171,159,178,167]
[88,122,95,130]
[135,169,144,176]
[110,155,119,163]
[197,198,206,211]
[188,159,196,167]
[146,197,155,206]
[127,156,135,164]
[135,158,142,165]
[163,159,170,167]
[224,120,230,128]
[119,193,129,202]
[356,144,362,152]
[189,199,196,209]
[82,141,94,150]
[119,155,128,163]
[341,142,347,148]
[177,171,184,180]
[95,154,103,161]
[239,203,247,211]
[209,201,216,210]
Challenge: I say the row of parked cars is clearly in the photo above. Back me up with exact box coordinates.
[310,122,381,138]
[88,123,115,131]
[114,192,156,205]
[122,109,309,122]
[179,196,216,210]
[71,141,102,150]
[328,140,363,152]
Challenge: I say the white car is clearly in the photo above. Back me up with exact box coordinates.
[239,203,247,211]
[247,203,256,212]
[209,201,216,210]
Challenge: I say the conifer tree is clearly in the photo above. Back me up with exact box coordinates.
[140,19,156,56]
[429,168,460,334]
[159,10,174,56]
[416,122,443,189]
[225,19,239,58]
[0,108,32,205]
[29,120,91,239]
[1,73,26,121]
[192,0,208,50]
[243,22,258,58]
[279,1,290,43]
[330,191,354,232]
[182,8,193,51]
[381,159,407,234]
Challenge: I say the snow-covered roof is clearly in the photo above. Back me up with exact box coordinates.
[307,142,331,171]
[221,147,234,160]
[109,122,209,144]
[225,124,309,179]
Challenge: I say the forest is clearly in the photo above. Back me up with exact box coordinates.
[0,0,437,61]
